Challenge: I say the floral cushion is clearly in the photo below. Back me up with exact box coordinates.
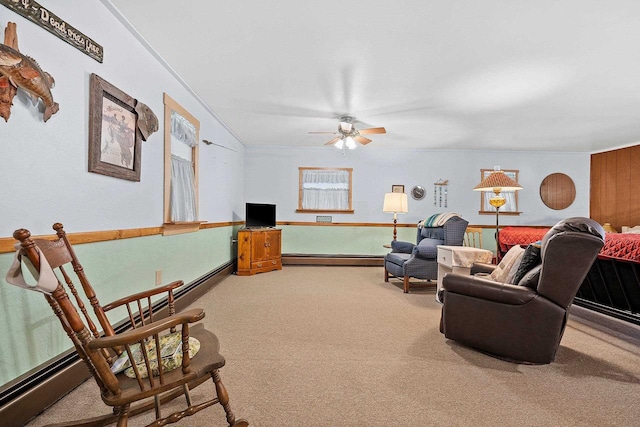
[110,331,200,379]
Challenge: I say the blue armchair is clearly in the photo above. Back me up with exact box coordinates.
[384,214,469,293]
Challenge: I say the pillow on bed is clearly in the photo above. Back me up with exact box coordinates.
[490,245,525,283]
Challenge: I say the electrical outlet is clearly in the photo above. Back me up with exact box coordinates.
[155,270,162,286]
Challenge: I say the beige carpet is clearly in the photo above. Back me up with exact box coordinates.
[27,266,640,426]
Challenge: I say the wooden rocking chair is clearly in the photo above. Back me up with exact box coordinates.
[9,223,248,427]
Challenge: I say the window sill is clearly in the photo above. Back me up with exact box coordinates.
[162,221,204,236]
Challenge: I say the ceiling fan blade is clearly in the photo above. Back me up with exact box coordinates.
[358,127,386,135]
[324,136,341,145]
[354,136,372,145]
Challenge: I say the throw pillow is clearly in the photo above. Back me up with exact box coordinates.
[490,245,525,283]
[414,238,444,258]
[518,264,542,289]
[513,241,542,285]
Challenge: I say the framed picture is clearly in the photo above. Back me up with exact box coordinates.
[392,185,404,193]
[88,73,142,181]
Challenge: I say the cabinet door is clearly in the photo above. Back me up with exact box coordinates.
[266,230,281,260]
[250,231,268,261]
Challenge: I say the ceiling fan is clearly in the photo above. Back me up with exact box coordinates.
[309,116,386,149]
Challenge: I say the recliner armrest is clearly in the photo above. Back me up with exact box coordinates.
[471,263,496,275]
[443,273,538,305]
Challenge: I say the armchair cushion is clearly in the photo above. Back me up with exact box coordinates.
[414,238,444,259]
[110,331,201,379]
[391,240,414,253]
[385,252,411,267]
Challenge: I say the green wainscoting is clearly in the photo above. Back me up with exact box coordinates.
[279,224,497,256]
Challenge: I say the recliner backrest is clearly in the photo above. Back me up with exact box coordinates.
[537,217,604,307]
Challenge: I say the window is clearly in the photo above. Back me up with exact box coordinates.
[163,93,201,235]
[479,168,520,215]
[297,167,353,213]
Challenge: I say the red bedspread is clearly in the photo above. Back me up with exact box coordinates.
[498,227,548,253]
[599,233,640,261]
[499,227,640,263]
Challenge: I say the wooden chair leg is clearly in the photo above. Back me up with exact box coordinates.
[116,404,129,427]
[403,276,410,293]
[384,267,389,282]
[211,370,249,427]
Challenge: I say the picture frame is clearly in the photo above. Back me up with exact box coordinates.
[392,185,404,193]
[88,73,142,181]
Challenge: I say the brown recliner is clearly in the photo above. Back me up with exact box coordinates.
[439,217,605,364]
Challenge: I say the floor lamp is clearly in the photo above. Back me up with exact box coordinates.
[473,167,522,258]
[383,192,408,241]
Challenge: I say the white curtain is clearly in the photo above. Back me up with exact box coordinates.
[170,154,197,222]
[170,111,197,147]
[302,169,349,210]
[483,191,517,212]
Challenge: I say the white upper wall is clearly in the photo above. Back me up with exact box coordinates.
[244,147,590,227]
[0,1,244,237]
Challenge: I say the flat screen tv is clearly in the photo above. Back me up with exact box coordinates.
[245,203,276,228]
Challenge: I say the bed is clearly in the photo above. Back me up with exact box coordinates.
[498,226,640,325]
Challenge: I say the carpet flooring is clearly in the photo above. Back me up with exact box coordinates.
[26,266,640,426]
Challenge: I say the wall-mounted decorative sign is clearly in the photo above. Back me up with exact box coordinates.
[0,0,103,63]
[434,179,448,207]
[88,74,141,181]
[540,172,576,210]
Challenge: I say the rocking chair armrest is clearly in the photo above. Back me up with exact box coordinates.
[87,308,205,349]
[103,280,185,312]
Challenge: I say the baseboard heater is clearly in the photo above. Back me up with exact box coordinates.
[0,261,234,427]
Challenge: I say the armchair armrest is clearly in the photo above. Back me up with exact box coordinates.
[471,263,496,275]
[88,308,204,349]
[103,280,184,312]
[443,273,538,305]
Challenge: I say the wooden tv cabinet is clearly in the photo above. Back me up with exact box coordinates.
[237,228,282,276]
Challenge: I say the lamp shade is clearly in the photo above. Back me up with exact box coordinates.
[383,192,408,213]
[473,169,523,192]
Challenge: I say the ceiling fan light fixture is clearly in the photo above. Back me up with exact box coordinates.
[345,136,356,149]
[335,138,345,149]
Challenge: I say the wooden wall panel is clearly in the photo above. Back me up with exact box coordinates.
[591,145,640,231]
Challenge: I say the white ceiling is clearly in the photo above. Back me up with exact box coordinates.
[106,0,640,152]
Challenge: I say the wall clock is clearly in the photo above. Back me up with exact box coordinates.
[411,185,426,200]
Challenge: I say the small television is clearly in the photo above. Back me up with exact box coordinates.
[245,203,276,228]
